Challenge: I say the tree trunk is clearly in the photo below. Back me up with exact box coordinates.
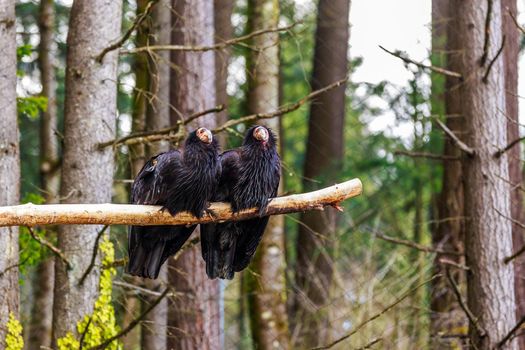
[140,2,172,348]
[0,0,20,345]
[27,1,58,348]
[453,1,517,348]
[168,1,220,349]
[501,2,525,349]
[214,0,233,146]
[245,0,290,348]
[51,0,121,343]
[294,0,350,347]
[430,1,467,347]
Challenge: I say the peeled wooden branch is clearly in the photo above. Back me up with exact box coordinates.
[0,178,362,227]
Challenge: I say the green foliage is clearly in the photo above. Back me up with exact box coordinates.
[5,312,24,350]
[18,193,48,276]
[17,97,48,120]
[57,238,121,350]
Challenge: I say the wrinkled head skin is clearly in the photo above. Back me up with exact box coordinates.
[244,125,276,148]
[186,127,217,149]
[196,127,213,144]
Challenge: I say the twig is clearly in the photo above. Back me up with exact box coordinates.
[508,8,525,36]
[354,337,383,350]
[504,244,525,264]
[497,315,525,348]
[96,0,157,62]
[121,22,298,55]
[97,105,224,149]
[311,274,441,350]
[434,119,475,156]
[0,178,362,226]
[438,257,470,271]
[173,236,200,261]
[78,225,109,286]
[78,316,93,350]
[213,76,349,134]
[88,288,169,350]
[0,256,30,278]
[482,35,505,84]
[26,226,72,270]
[394,150,460,161]
[445,268,486,338]
[373,231,462,256]
[379,45,462,79]
[494,135,525,158]
[480,0,493,66]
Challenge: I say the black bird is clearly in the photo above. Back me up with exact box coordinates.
[127,127,220,279]
[201,125,280,279]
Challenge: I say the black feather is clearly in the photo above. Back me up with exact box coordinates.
[200,125,280,279]
[127,129,220,279]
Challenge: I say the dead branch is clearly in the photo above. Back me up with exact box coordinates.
[79,225,109,286]
[504,244,525,264]
[26,226,72,270]
[445,268,486,338]
[394,150,460,161]
[88,288,169,350]
[0,178,362,227]
[121,22,298,55]
[97,105,224,150]
[480,0,493,66]
[312,274,441,350]
[0,256,30,279]
[354,337,383,350]
[497,315,525,348]
[494,134,525,158]
[434,119,475,156]
[97,0,157,62]
[373,231,462,256]
[508,8,525,36]
[482,35,505,84]
[379,45,462,79]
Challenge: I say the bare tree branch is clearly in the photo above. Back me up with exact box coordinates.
[121,22,299,55]
[497,315,525,348]
[0,178,362,226]
[311,274,441,350]
[445,268,487,338]
[372,231,462,256]
[394,150,460,161]
[88,288,169,350]
[494,134,525,158]
[482,35,505,84]
[26,226,72,270]
[508,8,525,36]
[379,45,462,79]
[434,119,475,156]
[97,105,224,149]
[97,0,157,62]
[78,225,109,286]
[480,0,494,66]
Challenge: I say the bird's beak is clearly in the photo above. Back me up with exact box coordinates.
[197,127,213,144]
[253,126,269,142]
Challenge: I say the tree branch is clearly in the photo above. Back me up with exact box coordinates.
[26,226,72,270]
[394,150,460,161]
[494,134,525,158]
[480,0,493,66]
[379,45,462,79]
[482,35,505,84]
[78,225,109,286]
[97,105,224,150]
[497,315,525,348]
[121,22,298,55]
[88,288,170,350]
[97,0,157,62]
[508,8,525,36]
[311,274,441,350]
[0,178,362,226]
[445,268,487,338]
[434,119,475,156]
[373,231,462,256]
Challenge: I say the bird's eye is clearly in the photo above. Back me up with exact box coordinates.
[196,127,213,144]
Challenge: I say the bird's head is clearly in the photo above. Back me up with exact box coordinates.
[244,125,276,148]
[195,127,213,144]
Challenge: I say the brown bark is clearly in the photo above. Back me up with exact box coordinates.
[51,0,122,343]
[140,1,172,348]
[214,0,233,146]
[0,0,20,345]
[28,0,59,348]
[453,0,517,348]
[294,0,350,347]
[245,0,290,348]
[168,1,220,349]
[501,2,525,349]
[430,1,467,347]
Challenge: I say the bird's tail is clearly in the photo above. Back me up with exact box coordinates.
[127,231,166,279]
[201,223,237,280]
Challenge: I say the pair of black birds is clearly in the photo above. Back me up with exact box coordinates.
[127,125,280,280]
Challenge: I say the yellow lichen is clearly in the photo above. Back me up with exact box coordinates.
[5,312,23,350]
